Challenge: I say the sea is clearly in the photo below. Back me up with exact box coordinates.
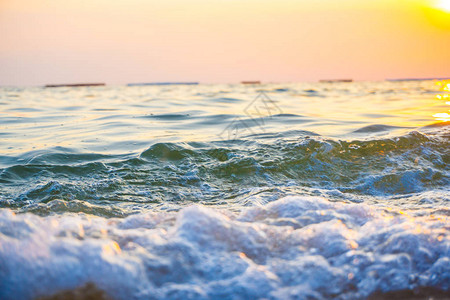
[0,80,449,299]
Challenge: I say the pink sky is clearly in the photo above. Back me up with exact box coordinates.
[0,0,449,86]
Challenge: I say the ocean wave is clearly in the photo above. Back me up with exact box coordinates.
[0,196,448,299]
[352,124,412,133]
[1,130,448,212]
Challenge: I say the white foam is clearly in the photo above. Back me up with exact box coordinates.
[0,196,448,299]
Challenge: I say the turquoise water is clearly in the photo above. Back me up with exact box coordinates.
[0,81,449,299]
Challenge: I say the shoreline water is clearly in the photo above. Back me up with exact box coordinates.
[0,81,449,299]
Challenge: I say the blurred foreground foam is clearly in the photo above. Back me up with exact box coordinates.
[0,196,448,299]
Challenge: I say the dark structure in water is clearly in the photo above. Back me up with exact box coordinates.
[319,79,353,83]
[241,81,261,84]
[127,82,199,86]
[387,77,450,82]
[45,83,105,88]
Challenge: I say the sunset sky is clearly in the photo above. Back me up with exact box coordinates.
[0,0,449,86]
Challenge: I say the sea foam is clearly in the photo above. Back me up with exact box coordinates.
[0,196,448,299]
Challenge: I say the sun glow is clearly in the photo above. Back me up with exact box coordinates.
[435,0,450,12]
[423,0,450,29]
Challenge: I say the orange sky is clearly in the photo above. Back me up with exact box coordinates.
[0,0,449,85]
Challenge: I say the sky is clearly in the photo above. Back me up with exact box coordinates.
[0,0,449,86]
